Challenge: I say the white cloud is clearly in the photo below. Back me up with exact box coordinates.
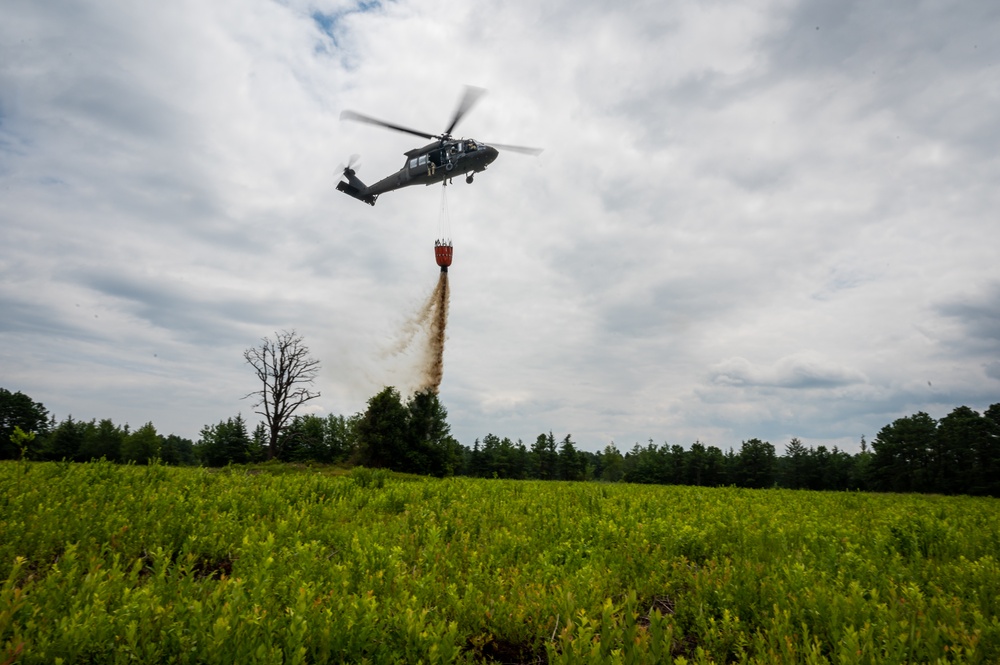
[710,354,866,388]
[2,0,999,452]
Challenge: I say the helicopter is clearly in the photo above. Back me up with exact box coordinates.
[336,86,542,206]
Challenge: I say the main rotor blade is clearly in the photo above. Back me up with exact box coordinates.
[488,142,544,156]
[340,110,437,140]
[443,85,487,137]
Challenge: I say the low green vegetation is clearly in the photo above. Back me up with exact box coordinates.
[3,461,998,663]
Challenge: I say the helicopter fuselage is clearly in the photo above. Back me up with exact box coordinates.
[337,139,499,206]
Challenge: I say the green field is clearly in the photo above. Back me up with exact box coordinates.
[2,461,999,663]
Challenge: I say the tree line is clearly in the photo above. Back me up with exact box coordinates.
[3,385,997,496]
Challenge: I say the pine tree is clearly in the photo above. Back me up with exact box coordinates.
[357,387,408,470]
[121,422,161,465]
[531,432,558,480]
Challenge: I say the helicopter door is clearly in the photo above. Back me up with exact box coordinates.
[442,143,461,171]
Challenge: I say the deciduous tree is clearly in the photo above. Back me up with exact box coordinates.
[244,330,321,459]
[325,413,358,463]
[160,434,196,466]
[600,443,624,482]
[736,438,776,489]
[0,388,50,459]
[870,412,936,493]
[121,422,161,465]
[936,406,996,495]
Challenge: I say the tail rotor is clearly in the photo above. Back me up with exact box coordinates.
[338,153,362,177]
[335,153,377,206]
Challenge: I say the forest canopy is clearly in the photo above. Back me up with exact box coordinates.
[2,386,997,496]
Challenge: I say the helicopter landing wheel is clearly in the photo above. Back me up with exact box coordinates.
[466,174,474,184]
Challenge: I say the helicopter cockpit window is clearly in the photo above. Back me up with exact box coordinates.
[465,140,477,152]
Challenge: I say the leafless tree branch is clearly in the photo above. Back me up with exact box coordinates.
[243,330,321,458]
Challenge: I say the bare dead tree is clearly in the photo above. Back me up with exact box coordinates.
[243,330,321,459]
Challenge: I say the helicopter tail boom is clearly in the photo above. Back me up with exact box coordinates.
[337,169,377,206]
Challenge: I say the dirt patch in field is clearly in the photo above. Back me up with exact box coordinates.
[638,594,676,626]
[192,555,234,580]
[466,634,544,664]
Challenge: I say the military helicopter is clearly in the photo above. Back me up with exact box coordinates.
[336,86,542,206]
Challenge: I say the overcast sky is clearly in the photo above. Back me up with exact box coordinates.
[3,0,998,453]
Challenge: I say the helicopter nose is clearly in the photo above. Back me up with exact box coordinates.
[484,145,499,163]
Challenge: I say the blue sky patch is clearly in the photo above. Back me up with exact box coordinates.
[312,1,383,45]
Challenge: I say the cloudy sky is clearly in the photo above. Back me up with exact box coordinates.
[3,0,998,453]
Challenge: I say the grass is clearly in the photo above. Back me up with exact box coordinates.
[2,460,999,663]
